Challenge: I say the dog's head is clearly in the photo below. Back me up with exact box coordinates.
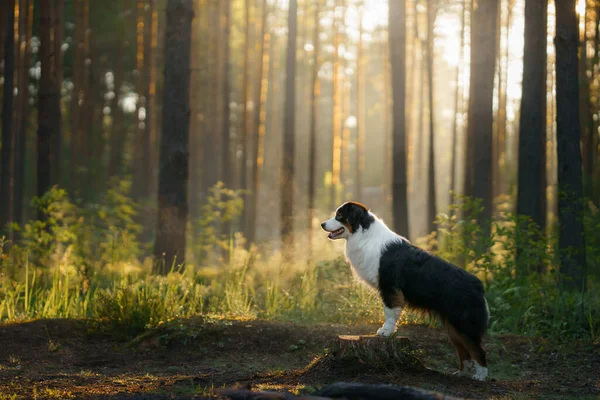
[321,202,374,240]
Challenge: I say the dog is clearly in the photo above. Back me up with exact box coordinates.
[321,201,489,381]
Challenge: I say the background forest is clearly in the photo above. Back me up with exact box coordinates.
[0,0,599,345]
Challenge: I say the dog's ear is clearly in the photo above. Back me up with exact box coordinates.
[348,203,374,232]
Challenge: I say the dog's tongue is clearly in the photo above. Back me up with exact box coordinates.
[328,232,335,239]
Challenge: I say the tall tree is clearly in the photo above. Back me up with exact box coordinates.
[308,0,321,253]
[389,0,409,236]
[220,0,232,189]
[201,0,221,204]
[330,0,342,209]
[465,0,499,231]
[355,1,364,203]
[554,0,586,290]
[248,0,270,245]
[12,0,32,229]
[143,0,156,197]
[449,0,467,204]
[108,27,126,179]
[281,0,297,254]
[53,0,64,186]
[38,0,63,214]
[240,0,251,236]
[580,2,593,197]
[425,0,437,233]
[0,0,16,234]
[220,0,232,244]
[154,0,194,274]
[516,0,547,275]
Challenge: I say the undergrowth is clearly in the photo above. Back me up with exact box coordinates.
[0,184,598,343]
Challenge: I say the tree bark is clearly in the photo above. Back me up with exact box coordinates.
[53,0,64,186]
[426,0,436,234]
[308,0,321,254]
[554,0,586,291]
[330,0,342,210]
[240,0,251,237]
[356,2,365,203]
[389,0,410,237]
[38,0,63,217]
[466,0,499,233]
[449,0,467,205]
[220,0,232,248]
[12,0,32,229]
[220,0,232,189]
[580,2,593,198]
[248,0,270,246]
[143,0,155,198]
[281,0,297,255]
[201,0,221,204]
[154,0,194,274]
[108,34,126,179]
[0,0,16,235]
[516,0,547,276]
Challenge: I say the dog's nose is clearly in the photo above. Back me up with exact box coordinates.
[321,222,326,229]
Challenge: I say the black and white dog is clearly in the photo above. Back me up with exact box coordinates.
[321,202,489,381]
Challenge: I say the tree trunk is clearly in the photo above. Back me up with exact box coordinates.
[426,0,436,234]
[0,0,15,234]
[53,0,64,186]
[516,0,547,276]
[248,0,270,246]
[240,0,251,237]
[494,0,513,203]
[281,0,297,256]
[133,0,147,199]
[153,0,194,274]
[220,0,232,247]
[356,3,365,203]
[554,0,586,291]
[12,0,32,230]
[330,0,342,210]
[308,0,321,254]
[466,0,499,232]
[389,0,409,237]
[220,0,232,190]
[201,0,221,204]
[38,0,62,217]
[108,37,126,179]
[580,2,593,198]
[449,0,467,206]
[143,0,155,198]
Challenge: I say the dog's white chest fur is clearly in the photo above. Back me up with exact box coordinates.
[344,217,402,289]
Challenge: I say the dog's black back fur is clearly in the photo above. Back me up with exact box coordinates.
[378,241,488,343]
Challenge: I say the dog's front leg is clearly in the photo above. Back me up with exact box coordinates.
[376,306,402,337]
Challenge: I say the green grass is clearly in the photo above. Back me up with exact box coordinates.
[0,186,599,344]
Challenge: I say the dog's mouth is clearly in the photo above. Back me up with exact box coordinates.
[327,227,345,239]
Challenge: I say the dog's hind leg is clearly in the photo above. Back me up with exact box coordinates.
[461,337,487,381]
[448,331,472,376]
[448,323,487,381]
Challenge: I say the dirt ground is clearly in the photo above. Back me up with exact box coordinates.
[0,317,598,399]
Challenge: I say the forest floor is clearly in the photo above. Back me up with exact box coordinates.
[0,317,598,400]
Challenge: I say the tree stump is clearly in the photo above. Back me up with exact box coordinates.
[331,334,423,370]
[334,335,411,359]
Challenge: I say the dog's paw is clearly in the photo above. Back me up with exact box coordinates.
[472,366,488,381]
[376,325,395,337]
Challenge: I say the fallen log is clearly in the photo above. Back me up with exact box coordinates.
[217,388,330,400]
[219,382,462,400]
[315,382,463,400]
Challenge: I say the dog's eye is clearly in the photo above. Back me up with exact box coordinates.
[335,214,343,220]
